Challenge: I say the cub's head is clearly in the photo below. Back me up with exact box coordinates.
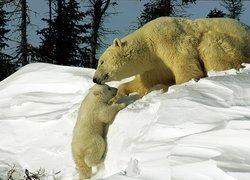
[90,84,117,102]
[93,38,138,84]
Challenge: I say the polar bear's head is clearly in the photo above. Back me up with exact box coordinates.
[90,84,117,102]
[93,38,151,84]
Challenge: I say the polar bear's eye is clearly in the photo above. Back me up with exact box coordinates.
[100,61,104,65]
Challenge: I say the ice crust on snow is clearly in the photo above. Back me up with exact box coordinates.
[1,63,250,179]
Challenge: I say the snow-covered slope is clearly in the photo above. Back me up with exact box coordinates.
[1,63,250,180]
[0,63,95,180]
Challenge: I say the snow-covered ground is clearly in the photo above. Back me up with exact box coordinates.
[1,63,250,180]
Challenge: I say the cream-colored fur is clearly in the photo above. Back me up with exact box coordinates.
[93,17,250,101]
[71,84,125,180]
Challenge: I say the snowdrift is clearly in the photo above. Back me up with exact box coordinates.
[1,63,250,180]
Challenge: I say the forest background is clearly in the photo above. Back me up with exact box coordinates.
[0,0,249,81]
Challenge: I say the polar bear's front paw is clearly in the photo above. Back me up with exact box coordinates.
[111,103,126,111]
[109,95,120,105]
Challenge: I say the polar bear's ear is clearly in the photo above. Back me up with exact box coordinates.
[113,38,122,48]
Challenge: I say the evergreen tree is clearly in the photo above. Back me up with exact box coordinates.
[38,0,91,66]
[3,0,31,67]
[19,0,28,66]
[35,0,56,63]
[138,0,171,27]
[220,0,243,20]
[0,2,15,81]
[207,8,226,18]
[138,0,196,27]
[87,0,117,68]
[0,4,9,52]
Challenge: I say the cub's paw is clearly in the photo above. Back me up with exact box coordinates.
[118,103,126,110]
[109,96,119,105]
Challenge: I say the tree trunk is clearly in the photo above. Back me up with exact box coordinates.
[160,0,171,16]
[89,0,102,68]
[89,0,110,68]
[231,0,236,18]
[49,0,52,32]
[56,0,64,64]
[20,0,28,65]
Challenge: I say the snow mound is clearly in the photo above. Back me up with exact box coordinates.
[0,63,95,179]
[1,63,250,180]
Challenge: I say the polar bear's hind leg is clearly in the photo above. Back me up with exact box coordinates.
[84,135,106,167]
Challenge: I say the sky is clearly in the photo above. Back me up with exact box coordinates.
[105,0,250,45]
[5,0,250,55]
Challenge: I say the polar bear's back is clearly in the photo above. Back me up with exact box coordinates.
[194,18,250,39]
[141,17,250,41]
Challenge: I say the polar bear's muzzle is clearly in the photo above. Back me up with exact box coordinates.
[93,73,109,84]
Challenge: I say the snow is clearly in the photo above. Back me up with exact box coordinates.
[1,63,250,180]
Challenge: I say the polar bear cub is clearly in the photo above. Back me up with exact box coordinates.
[71,84,125,179]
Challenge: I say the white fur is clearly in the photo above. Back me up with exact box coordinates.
[71,84,125,179]
[93,17,250,101]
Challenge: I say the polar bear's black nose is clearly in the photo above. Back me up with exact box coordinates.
[93,78,98,83]
[93,77,102,84]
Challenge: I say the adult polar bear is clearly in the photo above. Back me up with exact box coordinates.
[93,17,250,101]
